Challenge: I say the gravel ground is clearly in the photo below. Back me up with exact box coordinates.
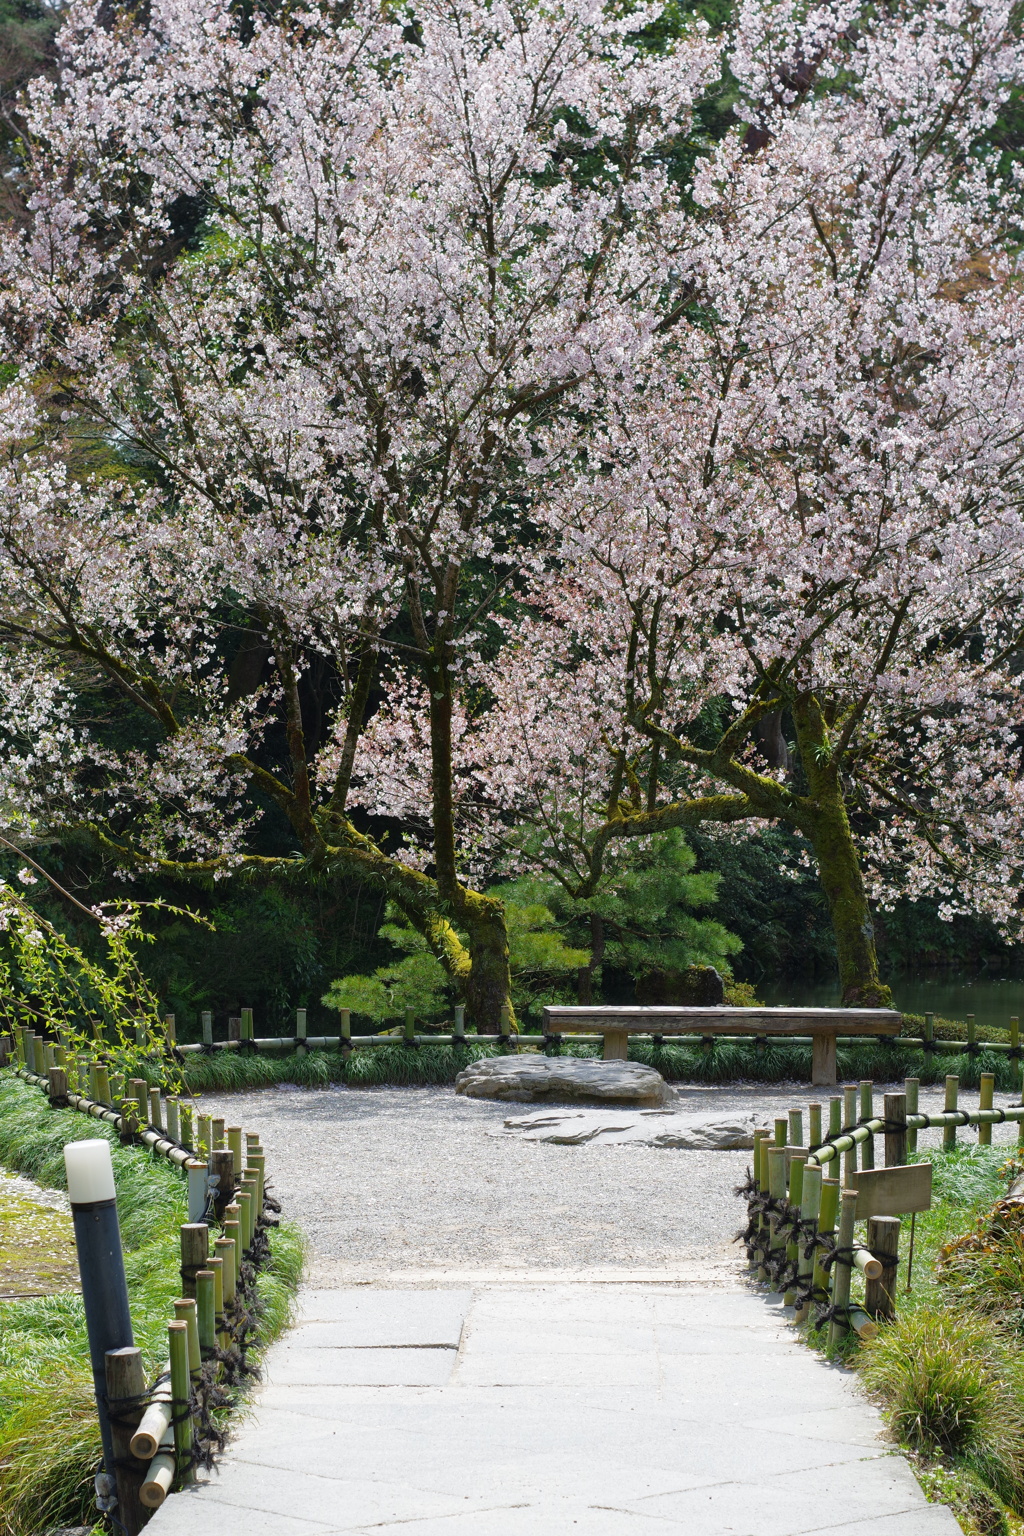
[197,1080,1023,1284]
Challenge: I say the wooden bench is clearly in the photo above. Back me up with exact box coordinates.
[541,1007,903,1087]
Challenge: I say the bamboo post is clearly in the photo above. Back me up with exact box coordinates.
[829,1097,842,1138]
[227,1125,243,1171]
[808,1103,822,1149]
[859,1081,875,1170]
[339,1007,352,1050]
[248,1152,265,1214]
[751,1130,769,1272]
[966,1013,976,1052]
[795,1164,822,1323]
[94,1065,111,1104]
[865,1215,900,1320]
[812,1178,840,1314]
[201,1011,213,1046]
[453,1004,465,1043]
[978,1073,994,1147]
[44,1041,56,1072]
[166,1098,180,1144]
[828,1190,859,1349]
[238,1186,255,1252]
[179,1223,208,1300]
[173,1298,201,1380]
[404,1008,416,1044]
[149,1087,163,1132]
[179,1103,194,1152]
[167,1321,193,1479]
[165,1014,176,1048]
[884,1093,907,1167]
[774,1116,787,1147]
[944,1075,959,1150]
[197,1115,212,1156]
[47,1066,67,1106]
[105,1347,148,1536]
[904,1077,919,1155]
[788,1109,804,1147]
[767,1145,788,1290]
[296,1008,307,1048]
[208,1256,227,1345]
[186,1160,208,1223]
[214,1236,236,1306]
[499,1003,512,1041]
[211,1116,225,1151]
[241,1007,254,1041]
[785,1152,807,1305]
[131,1079,148,1121]
[924,1011,934,1050]
[842,1085,858,1184]
[755,1129,771,1281]
[89,1060,103,1101]
[14,1026,25,1064]
[1011,1016,1021,1099]
[195,1270,216,1356]
[120,1097,141,1140]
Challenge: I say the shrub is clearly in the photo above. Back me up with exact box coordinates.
[859,1309,1024,1508]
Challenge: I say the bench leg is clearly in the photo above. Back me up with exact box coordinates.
[812,1033,837,1088]
[603,1031,629,1062]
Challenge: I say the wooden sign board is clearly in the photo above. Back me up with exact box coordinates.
[853,1163,932,1220]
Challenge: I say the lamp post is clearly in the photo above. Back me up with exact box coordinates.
[64,1139,134,1475]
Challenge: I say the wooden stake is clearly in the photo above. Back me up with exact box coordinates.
[167,1321,193,1480]
[865,1215,900,1320]
[883,1093,907,1168]
[47,1067,67,1106]
[978,1073,994,1147]
[105,1347,148,1536]
[944,1075,959,1150]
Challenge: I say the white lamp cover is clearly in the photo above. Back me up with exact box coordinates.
[64,1138,116,1204]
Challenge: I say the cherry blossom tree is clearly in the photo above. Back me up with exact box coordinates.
[0,0,718,1025]
[456,0,1024,1004]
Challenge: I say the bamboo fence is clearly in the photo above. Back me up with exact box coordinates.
[740,1072,1024,1345]
[3,1004,1011,1066]
[0,1022,280,1532]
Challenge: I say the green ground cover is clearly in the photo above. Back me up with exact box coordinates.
[0,1074,303,1536]
[811,1144,1024,1536]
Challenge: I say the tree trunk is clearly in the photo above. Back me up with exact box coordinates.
[458,891,513,1033]
[807,798,891,1007]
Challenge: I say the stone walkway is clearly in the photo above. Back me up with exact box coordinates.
[144,1082,973,1533]
[147,1282,959,1534]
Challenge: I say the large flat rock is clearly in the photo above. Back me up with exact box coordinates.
[495,1108,766,1147]
[454,1057,673,1106]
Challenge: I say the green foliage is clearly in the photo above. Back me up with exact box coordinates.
[501,828,741,997]
[0,1074,301,1535]
[0,878,191,1092]
[860,1310,1024,1507]
[322,900,588,1024]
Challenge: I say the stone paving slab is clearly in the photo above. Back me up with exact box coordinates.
[145,1285,962,1535]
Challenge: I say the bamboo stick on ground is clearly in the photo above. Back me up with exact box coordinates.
[140,1432,176,1509]
[944,1075,959,1150]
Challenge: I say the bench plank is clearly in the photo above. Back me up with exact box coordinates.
[541,1007,901,1037]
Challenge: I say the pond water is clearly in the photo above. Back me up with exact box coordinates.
[759,973,1024,1033]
